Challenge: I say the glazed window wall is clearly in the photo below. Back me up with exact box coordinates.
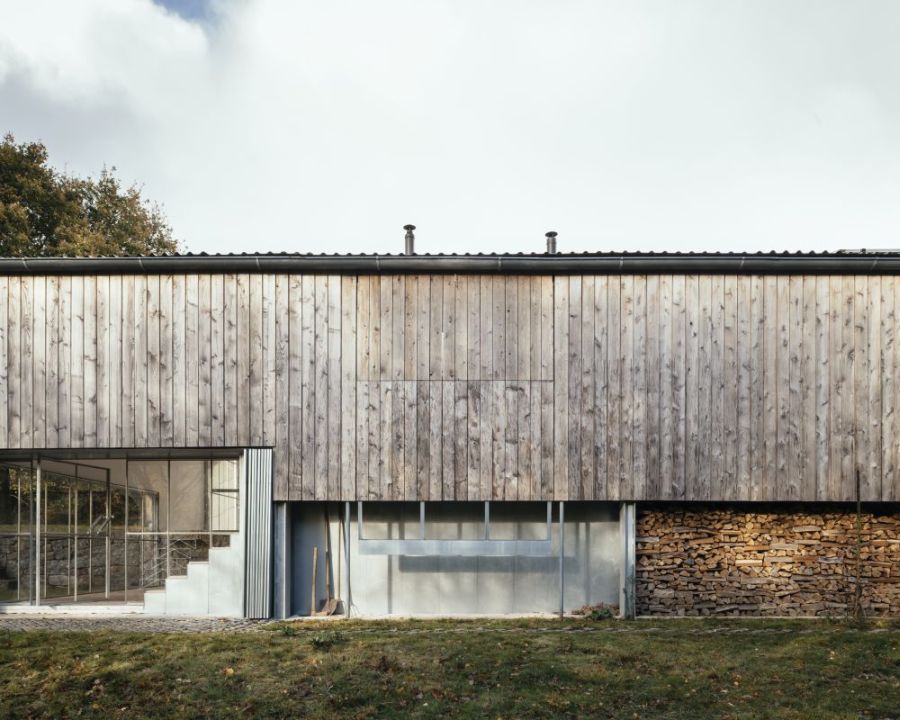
[0,456,239,606]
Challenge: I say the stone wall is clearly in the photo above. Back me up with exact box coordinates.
[636,505,900,617]
[0,534,223,601]
[0,535,156,598]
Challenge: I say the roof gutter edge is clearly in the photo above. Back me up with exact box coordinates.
[1,255,899,275]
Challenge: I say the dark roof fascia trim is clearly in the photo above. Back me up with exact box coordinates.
[0,254,896,275]
[0,447,245,461]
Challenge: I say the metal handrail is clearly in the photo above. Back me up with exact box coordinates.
[89,514,110,535]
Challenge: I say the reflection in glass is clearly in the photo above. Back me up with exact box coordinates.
[0,465,35,604]
[1,456,240,607]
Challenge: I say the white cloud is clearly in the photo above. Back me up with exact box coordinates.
[1,0,899,254]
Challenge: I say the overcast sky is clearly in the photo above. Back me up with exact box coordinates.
[1,1,899,255]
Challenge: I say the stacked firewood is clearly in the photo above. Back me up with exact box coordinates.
[636,506,900,617]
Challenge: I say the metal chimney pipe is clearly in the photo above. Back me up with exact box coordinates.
[545,231,558,254]
[403,224,416,255]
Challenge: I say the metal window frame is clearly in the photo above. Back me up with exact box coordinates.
[1,458,115,607]
[0,453,242,609]
[357,501,556,557]
[123,458,241,593]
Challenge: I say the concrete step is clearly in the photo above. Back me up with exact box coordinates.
[163,562,209,616]
[142,588,166,615]
[187,561,209,584]
[209,544,243,617]
[141,538,243,618]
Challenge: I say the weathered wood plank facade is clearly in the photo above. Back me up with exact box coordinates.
[2,268,899,503]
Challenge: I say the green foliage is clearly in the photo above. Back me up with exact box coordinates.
[308,630,346,650]
[0,133,178,257]
[572,602,616,620]
[585,603,615,621]
[278,623,299,637]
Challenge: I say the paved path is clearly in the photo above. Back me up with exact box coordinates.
[0,615,896,634]
[0,616,275,633]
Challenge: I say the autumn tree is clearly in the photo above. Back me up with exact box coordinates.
[0,133,178,257]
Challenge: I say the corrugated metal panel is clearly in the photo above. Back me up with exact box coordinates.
[272,502,291,619]
[244,448,273,618]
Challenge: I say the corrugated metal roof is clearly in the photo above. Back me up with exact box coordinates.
[24,248,897,257]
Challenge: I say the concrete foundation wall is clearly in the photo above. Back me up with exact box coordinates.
[290,502,622,617]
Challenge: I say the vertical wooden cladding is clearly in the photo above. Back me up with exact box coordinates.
[555,274,899,503]
[352,275,553,500]
[356,275,552,381]
[2,272,900,503]
[354,379,550,501]
[0,273,346,501]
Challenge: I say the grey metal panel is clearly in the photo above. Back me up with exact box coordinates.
[272,502,291,619]
[358,539,554,557]
[293,501,622,616]
[357,500,555,556]
[244,448,273,618]
[619,502,636,619]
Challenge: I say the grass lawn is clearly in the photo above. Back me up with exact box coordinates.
[0,618,898,719]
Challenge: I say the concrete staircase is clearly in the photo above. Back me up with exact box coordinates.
[143,540,244,617]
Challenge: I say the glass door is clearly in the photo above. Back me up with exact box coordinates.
[0,460,116,606]
[1,456,224,607]
[0,464,36,604]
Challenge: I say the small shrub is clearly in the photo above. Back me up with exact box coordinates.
[588,605,614,621]
[278,624,299,637]
[574,603,617,621]
[309,631,345,650]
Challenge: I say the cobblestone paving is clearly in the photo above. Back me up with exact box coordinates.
[0,616,275,633]
[0,615,897,635]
